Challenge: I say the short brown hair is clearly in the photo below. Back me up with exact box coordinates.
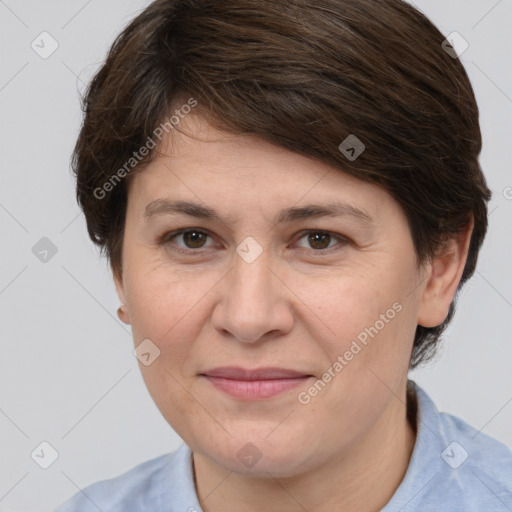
[72,0,491,368]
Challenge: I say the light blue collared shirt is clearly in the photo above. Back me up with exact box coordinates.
[55,381,512,511]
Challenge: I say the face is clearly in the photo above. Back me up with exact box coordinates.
[115,114,429,477]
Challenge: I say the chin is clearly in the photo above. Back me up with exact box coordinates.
[203,437,319,479]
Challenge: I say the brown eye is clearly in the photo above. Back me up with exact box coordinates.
[181,230,208,249]
[307,232,332,250]
[294,230,349,253]
[162,229,213,252]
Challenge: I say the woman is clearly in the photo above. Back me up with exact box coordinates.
[55,0,512,510]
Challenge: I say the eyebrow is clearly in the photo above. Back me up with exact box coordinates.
[143,199,374,227]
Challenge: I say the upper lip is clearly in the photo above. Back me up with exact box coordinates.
[201,367,312,380]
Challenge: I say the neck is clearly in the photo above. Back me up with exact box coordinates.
[193,384,417,512]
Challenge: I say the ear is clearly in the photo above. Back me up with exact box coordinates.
[113,267,131,325]
[417,217,474,328]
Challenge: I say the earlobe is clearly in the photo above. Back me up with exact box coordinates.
[113,268,131,325]
[417,218,474,328]
[117,304,131,324]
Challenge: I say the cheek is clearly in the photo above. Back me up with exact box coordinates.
[306,275,386,343]
[307,270,414,375]
[125,262,215,340]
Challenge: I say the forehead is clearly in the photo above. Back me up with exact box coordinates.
[128,114,399,224]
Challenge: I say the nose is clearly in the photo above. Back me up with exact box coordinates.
[211,248,294,343]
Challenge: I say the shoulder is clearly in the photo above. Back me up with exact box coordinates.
[430,405,512,507]
[385,382,512,512]
[54,443,195,512]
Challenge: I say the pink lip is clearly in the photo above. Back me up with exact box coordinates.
[201,367,313,400]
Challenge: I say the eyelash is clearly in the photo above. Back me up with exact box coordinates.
[159,228,350,256]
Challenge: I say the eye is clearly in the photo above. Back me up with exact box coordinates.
[160,228,349,255]
[161,229,214,252]
[294,230,348,252]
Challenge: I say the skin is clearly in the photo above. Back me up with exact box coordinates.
[115,113,473,512]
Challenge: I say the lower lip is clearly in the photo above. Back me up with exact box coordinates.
[203,376,311,399]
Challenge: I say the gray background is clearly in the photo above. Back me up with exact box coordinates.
[0,0,511,510]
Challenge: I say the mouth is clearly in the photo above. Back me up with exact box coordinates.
[200,367,314,400]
